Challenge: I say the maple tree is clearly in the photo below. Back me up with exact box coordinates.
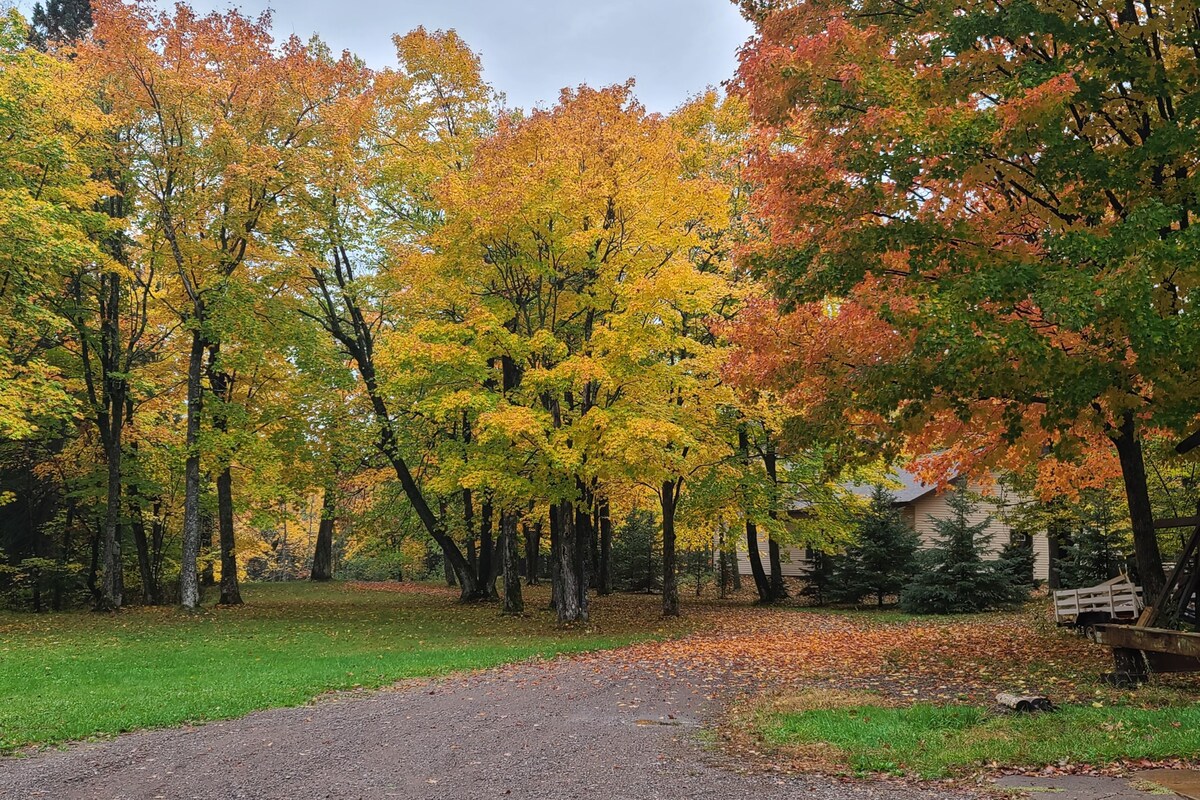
[431,82,739,619]
[80,0,358,608]
[730,0,1200,599]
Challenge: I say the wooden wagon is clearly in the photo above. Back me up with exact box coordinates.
[1053,576,1143,639]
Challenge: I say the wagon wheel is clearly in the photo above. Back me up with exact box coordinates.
[1083,624,1099,642]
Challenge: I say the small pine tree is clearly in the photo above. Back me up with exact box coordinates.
[826,486,921,606]
[900,488,1028,614]
[996,536,1036,597]
[1059,491,1127,588]
[800,549,835,605]
[610,509,661,592]
[28,0,93,50]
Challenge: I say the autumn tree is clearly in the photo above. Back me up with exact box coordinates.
[83,1,354,608]
[732,0,1200,600]
[434,83,733,619]
[0,9,111,604]
[297,27,496,601]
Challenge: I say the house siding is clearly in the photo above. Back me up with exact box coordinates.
[735,482,1052,583]
[734,539,811,577]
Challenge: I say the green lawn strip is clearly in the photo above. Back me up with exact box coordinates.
[0,582,670,752]
[760,701,1200,778]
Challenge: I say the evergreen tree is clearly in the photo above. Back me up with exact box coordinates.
[825,487,920,606]
[799,549,835,605]
[28,0,93,49]
[609,510,661,592]
[1059,491,1128,589]
[900,489,1028,614]
[996,537,1036,595]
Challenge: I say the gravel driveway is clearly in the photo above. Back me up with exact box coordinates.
[0,645,975,800]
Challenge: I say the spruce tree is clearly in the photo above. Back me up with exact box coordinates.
[1059,491,1127,588]
[826,486,920,606]
[900,489,1028,614]
[28,0,93,50]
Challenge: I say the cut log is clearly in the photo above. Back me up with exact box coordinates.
[995,693,1054,713]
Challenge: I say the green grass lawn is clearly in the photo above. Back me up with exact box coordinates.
[0,581,674,752]
[757,693,1200,778]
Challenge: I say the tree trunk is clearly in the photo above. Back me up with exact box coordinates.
[763,446,789,601]
[598,497,613,595]
[739,426,772,602]
[718,527,729,599]
[731,549,742,591]
[523,521,540,585]
[555,500,587,622]
[479,498,497,598]
[463,488,478,573]
[1111,412,1166,601]
[130,500,159,605]
[150,500,167,601]
[53,501,74,612]
[96,425,123,611]
[549,507,562,611]
[589,499,601,589]
[86,522,101,606]
[662,480,680,617]
[745,520,771,603]
[311,488,335,581]
[768,538,788,600]
[501,511,524,614]
[179,330,205,610]
[214,467,242,604]
[200,508,216,587]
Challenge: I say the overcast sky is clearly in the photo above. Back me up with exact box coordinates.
[64,1,754,113]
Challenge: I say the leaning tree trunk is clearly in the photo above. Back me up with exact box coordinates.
[311,488,336,581]
[501,511,524,614]
[661,480,680,617]
[1112,411,1167,601]
[179,327,205,610]
[739,426,772,602]
[745,520,771,603]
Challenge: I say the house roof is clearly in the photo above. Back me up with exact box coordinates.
[845,466,940,505]
[787,464,945,512]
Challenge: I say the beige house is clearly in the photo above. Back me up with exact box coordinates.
[736,468,1053,583]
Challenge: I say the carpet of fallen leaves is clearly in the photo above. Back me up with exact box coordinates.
[349,581,1200,707]
[576,597,1200,708]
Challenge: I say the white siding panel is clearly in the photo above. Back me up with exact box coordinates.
[909,485,1011,557]
[1032,532,1051,583]
[734,542,812,577]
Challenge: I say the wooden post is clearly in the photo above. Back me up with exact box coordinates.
[1110,647,1148,685]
